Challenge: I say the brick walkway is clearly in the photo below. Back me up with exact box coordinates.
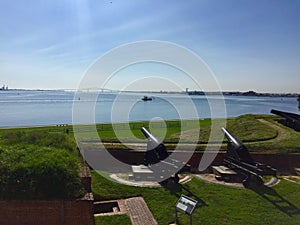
[125,197,157,225]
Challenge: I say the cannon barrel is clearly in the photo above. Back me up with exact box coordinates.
[271,109,300,121]
[140,127,191,179]
[271,109,300,132]
[141,127,161,144]
[221,127,255,165]
[271,109,286,117]
[221,127,244,150]
[141,127,168,163]
[270,109,299,119]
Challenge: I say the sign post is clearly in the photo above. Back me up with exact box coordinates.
[175,195,198,225]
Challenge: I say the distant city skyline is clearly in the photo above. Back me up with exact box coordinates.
[1,0,300,93]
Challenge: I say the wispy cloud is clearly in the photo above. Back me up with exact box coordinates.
[0,1,299,92]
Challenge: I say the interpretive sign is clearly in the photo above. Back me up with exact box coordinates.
[175,195,198,225]
[176,195,197,215]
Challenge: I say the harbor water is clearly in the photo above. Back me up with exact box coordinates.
[0,90,298,127]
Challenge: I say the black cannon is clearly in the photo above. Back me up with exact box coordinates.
[271,109,300,132]
[213,128,276,187]
[131,127,191,184]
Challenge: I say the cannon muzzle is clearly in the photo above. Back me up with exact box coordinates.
[221,127,244,149]
[221,127,254,164]
[141,127,161,145]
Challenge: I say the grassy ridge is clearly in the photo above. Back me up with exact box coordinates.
[2,114,300,153]
[245,116,300,153]
[92,119,206,143]
[76,114,299,153]
[226,114,278,142]
[170,114,278,144]
[79,115,277,144]
[95,114,277,143]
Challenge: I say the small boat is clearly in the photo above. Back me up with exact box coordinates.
[142,96,152,101]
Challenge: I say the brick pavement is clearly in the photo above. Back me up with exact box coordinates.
[125,197,158,225]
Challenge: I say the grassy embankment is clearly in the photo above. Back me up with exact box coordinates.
[0,130,85,200]
[2,114,299,153]
[72,114,300,153]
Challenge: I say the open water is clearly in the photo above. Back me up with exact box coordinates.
[0,90,298,127]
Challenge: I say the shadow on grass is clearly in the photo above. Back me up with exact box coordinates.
[162,183,208,208]
[162,183,207,225]
[250,184,300,216]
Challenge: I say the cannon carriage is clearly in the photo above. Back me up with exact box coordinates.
[131,127,191,184]
[213,128,277,187]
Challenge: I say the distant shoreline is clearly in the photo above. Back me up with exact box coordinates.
[0,88,298,97]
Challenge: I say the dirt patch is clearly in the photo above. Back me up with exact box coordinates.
[195,173,279,188]
[170,128,200,141]
[195,173,244,188]
[109,173,192,187]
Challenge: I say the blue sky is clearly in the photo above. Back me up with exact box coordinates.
[0,0,299,93]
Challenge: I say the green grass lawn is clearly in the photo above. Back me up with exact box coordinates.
[1,114,300,153]
[91,170,300,225]
[73,114,277,144]
[71,114,300,153]
[72,119,207,143]
[94,214,132,225]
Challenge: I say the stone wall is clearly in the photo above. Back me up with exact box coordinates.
[87,149,300,174]
[187,152,300,174]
